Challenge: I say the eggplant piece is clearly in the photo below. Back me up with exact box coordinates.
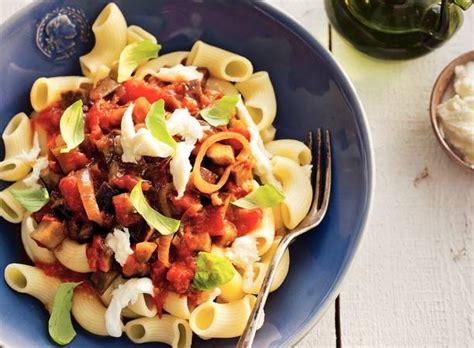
[31,220,66,250]
[90,271,119,295]
[128,220,148,244]
[61,89,90,109]
[96,182,119,214]
[90,77,120,101]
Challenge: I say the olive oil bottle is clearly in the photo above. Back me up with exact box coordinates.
[325,0,472,60]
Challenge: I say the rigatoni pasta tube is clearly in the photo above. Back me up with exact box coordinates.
[126,25,157,44]
[205,77,239,96]
[163,291,191,320]
[30,76,91,112]
[235,71,277,130]
[79,3,127,77]
[128,293,157,318]
[125,314,192,348]
[72,285,108,336]
[186,41,252,82]
[135,51,189,80]
[21,215,56,264]
[265,139,312,166]
[0,181,28,223]
[0,113,33,181]
[260,125,276,143]
[4,263,60,312]
[218,267,245,302]
[189,295,256,338]
[100,275,139,318]
[271,156,312,229]
[54,239,91,273]
[243,238,290,294]
[248,208,275,256]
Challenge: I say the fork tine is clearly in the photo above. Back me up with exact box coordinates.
[314,128,322,209]
[318,129,332,215]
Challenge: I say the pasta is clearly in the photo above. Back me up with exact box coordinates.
[205,77,239,96]
[189,295,256,338]
[4,263,60,312]
[1,3,316,345]
[72,285,108,336]
[127,25,157,44]
[21,215,57,264]
[125,314,192,348]
[186,41,253,82]
[236,72,277,130]
[272,156,313,229]
[30,76,91,112]
[248,208,275,256]
[135,51,189,80]
[54,239,92,273]
[242,238,290,294]
[79,3,127,77]
[265,139,312,166]
[0,181,28,223]
[0,113,33,181]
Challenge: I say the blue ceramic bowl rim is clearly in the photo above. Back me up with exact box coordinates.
[251,2,375,345]
[0,1,375,346]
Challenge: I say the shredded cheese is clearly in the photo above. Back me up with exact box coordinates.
[156,64,203,82]
[225,236,260,290]
[105,228,134,266]
[236,99,280,188]
[105,278,154,337]
[169,142,195,198]
[120,103,174,163]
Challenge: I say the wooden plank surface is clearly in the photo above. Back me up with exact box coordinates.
[330,7,474,348]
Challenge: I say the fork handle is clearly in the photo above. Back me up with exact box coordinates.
[236,233,295,348]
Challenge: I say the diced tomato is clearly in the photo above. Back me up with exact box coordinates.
[228,207,262,236]
[32,102,63,136]
[59,174,86,217]
[31,203,53,224]
[85,105,103,139]
[122,253,150,277]
[150,260,168,287]
[86,235,112,273]
[112,193,141,226]
[121,79,182,110]
[191,206,225,236]
[171,192,201,215]
[111,175,150,192]
[55,149,89,173]
[225,128,251,152]
[133,97,151,124]
[153,288,168,317]
[166,262,195,294]
[87,99,125,132]
[36,261,88,282]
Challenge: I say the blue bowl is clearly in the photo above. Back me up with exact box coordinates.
[0,1,374,347]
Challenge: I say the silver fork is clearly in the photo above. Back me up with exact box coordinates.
[237,129,332,348]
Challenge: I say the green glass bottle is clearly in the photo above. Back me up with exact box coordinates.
[325,0,472,60]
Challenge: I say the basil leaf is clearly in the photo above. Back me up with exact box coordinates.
[145,100,176,151]
[59,100,84,153]
[48,282,80,345]
[232,183,285,209]
[118,40,161,82]
[130,180,180,235]
[192,252,235,290]
[200,94,239,126]
[10,187,49,212]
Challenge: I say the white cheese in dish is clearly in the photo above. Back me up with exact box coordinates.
[169,142,195,198]
[236,99,280,188]
[105,277,154,337]
[167,108,206,144]
[120,103,174,163]
[454,61,474,98]
[22,156,48,187]
[225,236,260,290]
[437,95,474,165]
[156,64,203,82]
[105,227,134,266]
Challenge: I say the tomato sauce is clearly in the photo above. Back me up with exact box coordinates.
[36,261,88,282]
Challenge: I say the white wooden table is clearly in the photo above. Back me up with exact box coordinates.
[1,1,473,347]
